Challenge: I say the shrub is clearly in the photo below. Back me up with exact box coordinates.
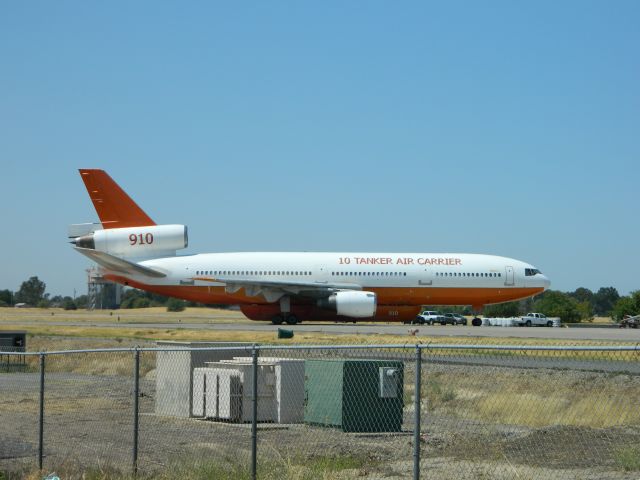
[63,298,77,310]
[166,298,186,312]
[132,297,151,308]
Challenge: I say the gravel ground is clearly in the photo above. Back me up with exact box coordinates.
[1,361,639,479]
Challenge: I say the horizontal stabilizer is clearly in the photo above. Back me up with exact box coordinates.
[74,247,166,278]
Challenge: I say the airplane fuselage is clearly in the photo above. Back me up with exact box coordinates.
[103,252,549,322]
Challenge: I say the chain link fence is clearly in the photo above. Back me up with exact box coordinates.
[1,343,640,479]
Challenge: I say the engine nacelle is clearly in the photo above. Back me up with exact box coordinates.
[318,291,377,318]
[73,224,188,258]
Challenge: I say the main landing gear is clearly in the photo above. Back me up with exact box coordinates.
[271,314,299,325]
[270,296,300,325]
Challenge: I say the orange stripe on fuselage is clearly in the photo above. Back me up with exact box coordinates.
[104,274,543,307]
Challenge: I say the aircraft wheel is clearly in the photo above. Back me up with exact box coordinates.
[471,317,482,327]
[271,315,284,325]
[285,315,299,325]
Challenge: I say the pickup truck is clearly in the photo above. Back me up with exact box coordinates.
[517,313,556,327]
[412,310,445,325]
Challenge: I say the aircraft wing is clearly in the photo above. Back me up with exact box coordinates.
[193,276,361,302]
[74,247,167,278]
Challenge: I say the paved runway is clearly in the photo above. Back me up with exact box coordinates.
[213,323,640,341]
[9,319,640,342]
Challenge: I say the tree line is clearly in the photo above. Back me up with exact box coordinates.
[1,276,639,321]
[480,287,638,322]
[0,276,209,313]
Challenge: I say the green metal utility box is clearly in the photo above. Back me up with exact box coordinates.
[304,359,404,432]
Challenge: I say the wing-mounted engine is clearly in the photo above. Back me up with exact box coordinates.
[318,290,377,318]
[72,224,188,258]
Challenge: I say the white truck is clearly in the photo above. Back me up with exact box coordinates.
[517,312,557,327]
[412,310,446,325]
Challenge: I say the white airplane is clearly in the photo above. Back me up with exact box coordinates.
[71,169,550,325]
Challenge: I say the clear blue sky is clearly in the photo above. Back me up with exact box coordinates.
[0,1,638,298]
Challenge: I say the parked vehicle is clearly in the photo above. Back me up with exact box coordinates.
[619,315,639,329]
[443,313,467,325]
[412,310,445,325]
[516,312,555,327]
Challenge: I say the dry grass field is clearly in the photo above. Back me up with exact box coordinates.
[0,306,251,324]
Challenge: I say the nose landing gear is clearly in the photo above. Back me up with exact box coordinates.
[471,305,484,326]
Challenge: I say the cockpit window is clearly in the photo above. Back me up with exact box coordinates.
[525,268,542,276]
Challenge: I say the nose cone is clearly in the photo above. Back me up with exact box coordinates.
[541,274,551,290]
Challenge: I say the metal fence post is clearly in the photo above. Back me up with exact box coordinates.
[38,353,45,471]
[251,344,258,480]
[414,345,422,480]
[133,348,140,476]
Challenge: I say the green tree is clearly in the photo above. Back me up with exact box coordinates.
[532,290,582,323]
[483,301,521,317]
[75,295,89,309]
[63,297,77,310]
[120,289,146,309]
[611,291,640,320]
[569,287,594,305]
[0,289,13,306]
[132,297,151,308]
[37,298,51,308]
[576,300,594,322]
[593,287,620,316]
[49,295,64,307]
[15,276,47,306]
[119,288,169,309]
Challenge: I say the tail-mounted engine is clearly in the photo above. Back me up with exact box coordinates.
[72,224,188,258]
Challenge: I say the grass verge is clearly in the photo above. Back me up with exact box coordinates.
[614,445,640,471]
[8,451,374,480]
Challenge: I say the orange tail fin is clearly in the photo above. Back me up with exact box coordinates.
[79,169,156,229]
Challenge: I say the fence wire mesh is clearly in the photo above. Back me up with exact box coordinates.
[0,344,639,479]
